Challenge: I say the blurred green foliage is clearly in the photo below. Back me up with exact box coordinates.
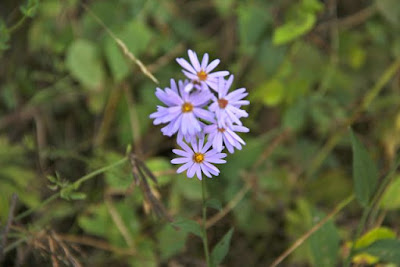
[1,0,400,266]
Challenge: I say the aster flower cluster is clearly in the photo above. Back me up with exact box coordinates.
[150,50,249,180]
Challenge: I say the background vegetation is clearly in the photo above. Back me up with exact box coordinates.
[1,0,400,266]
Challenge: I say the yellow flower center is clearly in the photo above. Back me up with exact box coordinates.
[218,98,228,108]
[217,127,225,132]
[197,70,208,81]
[193,152,205,163]
[182,102,193,113]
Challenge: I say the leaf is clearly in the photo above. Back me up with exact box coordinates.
[104,37,130,82]
[238,2,272,54]
[211,228,234,267]
[273,12,315,45]
[176,177,203,201]
[78,202,140,246]
[0,20,10,52]
[0,137,40,221]
[380,175,400,210]
[376,0,400,25]
[355,227,396,248]
[350,227,396,265]
[358,239,400,264]
[65,39,104,89]
[283,99,307,131]
[350,129,378,207]
[119,21,153,56]
[171,218,203,238]
[308,210,340,267]
[158,225,188,260]
[20,0,39,18]
[69,192,87,200]
[145,157,174,186]
[206,198,222,211]
[253,79,285,106]
[273,0,322,45]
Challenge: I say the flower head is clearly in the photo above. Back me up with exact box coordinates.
[176,50,229,92]
[150,79,215,138]
[171,137,227,180]
[204,123,249,153]
[209,75,250,127]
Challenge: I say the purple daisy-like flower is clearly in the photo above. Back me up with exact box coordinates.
[150,79,215,137]
[204,123,249,153]
[171,137,227,180]
[209,75,250,127]
[176,49,229,92]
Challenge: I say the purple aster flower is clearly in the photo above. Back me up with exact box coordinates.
[209,75,250,127]
[150,79,215,137]
[176,49,229,92]
[171,137,227,180]
[204,123,249,153]
[176,120,208,143]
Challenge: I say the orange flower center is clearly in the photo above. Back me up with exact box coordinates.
[193,152,205,163]
[197,70,208,81]
[217,127,225,132]
[218,98,228,108]
[182,102,193,113]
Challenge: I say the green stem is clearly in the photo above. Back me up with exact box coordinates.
[9,16,27,34]
[344,154,400,267]
[368,154,400,223]
[14,157,128,222]
[72,157,128,189]
[201,178,211,267]
[14,193,59,221]
[4,237,29,254]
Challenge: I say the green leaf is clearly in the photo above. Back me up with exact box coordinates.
[119,21,153,56]
[104,37,130,82]
[308,210,340,267]
[176,177,202,201]
[238,2,272,54]
[69,192,87,200]
[65,39,104,89]
[171,218,203,238]
[358,239,400,264]
[0,20,10,52]
[376,0,400,25]
[273,12,316,45]
[158,225,188,260]
[0,137,40,221]
[273,0,322,45]
[78,202,140,246]
[355,227,396,248]
[283,99,307,131]
[214,0,234,17]
[206,198,222,211]
[350,129,378,207]
[20,0,39,18]
[211,228,234,267]
[145,157,174,186]
[380,175,400,210]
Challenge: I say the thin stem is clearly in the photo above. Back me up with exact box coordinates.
[14,157,128,222]
[9,16,27,34]
[72,157,128,189]
[344,154,400,267]
[344,205,370,267]
[270,195,354,267]
[201,178,211,267]
[14,193,60,222]
[368,154,400,224]
[307,57,400,177]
